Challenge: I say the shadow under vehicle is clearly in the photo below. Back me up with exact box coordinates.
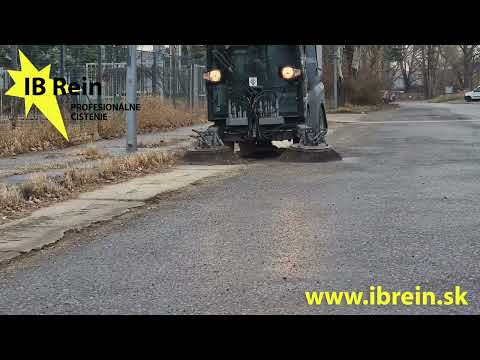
[201,45,328,156]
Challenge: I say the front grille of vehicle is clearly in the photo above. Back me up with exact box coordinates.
[227,90,279,119]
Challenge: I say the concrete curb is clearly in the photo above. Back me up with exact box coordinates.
[0,164,245,266]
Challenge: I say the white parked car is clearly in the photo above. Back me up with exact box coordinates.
[464,86,480,102]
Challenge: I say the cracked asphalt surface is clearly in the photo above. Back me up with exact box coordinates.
[0,101,479,314]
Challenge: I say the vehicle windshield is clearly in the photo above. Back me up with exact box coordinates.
[211,45,300,89]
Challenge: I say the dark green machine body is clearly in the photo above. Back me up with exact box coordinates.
[205,45,325,145]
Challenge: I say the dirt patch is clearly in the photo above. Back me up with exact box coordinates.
[327,103,398,114]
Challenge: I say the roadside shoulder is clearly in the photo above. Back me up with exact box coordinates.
[0,164,245,266]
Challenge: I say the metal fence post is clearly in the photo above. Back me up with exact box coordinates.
[193,64,198,109]
[190,62,194,111]
[60,45,65,78]
[169,46,173,101]
[126,45,137,152]
[152,46,157,95]
[333,45,338,110]
[9,45,19,128]
[162,53,166,101]
[97,45,102,106]
[172,47,176,108]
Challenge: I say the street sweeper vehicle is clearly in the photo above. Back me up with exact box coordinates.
[187,45,340,162]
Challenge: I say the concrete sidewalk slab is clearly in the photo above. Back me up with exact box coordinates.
[78,165,243,202]
[0,199,143,253]
[0,164,244,262]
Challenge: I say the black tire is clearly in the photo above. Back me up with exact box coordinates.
[238,142,256,157]
[224,141,235,151]
[212,120,227,136]
[465,97,472,102]
[212,121,233,151]
[320,106,328,130]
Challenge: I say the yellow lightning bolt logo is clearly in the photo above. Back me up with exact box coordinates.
[6,50,69,141]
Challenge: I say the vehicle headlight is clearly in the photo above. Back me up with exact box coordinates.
[280,66,301,80]
[203,69,222,83]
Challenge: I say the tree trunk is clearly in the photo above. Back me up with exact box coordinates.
[9,45,19,129]
[463,59,473,90]
[344,45,354,79]
[402,70,411,92]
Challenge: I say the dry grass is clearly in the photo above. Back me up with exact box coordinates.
[0,183,22,211]
[0,121,98,157]
[19,173,66,200]
[0,123,67,157]
[63,150,178,191]
[77,146,106,160]
[0,148,181,217]
[95,151,177,180]
[428,93,465,103]
[98,98,208,139]
[97,113,125,139]
[0,173,66,213]
[1,97,207,157]
[63,165,98,189]
[138,97,207,133]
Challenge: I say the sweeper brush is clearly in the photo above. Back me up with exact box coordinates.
[184,127,239,165]
[279,143,342,162]
[279,125,341,163]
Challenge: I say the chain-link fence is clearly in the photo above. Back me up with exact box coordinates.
[82,49,206,107]
[0,46,206,138]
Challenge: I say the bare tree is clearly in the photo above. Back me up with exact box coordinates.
[344,45,355,80]
[392,45,421,92]
[438,45,464,88]
[459,45,479,90]
[418,45,442,98]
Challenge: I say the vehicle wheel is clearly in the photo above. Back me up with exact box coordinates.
[292,136,300,144]
[238,142,256,157]
[255,141,276,153]
[465,96,472,102]
[224,141,235,151]
[320,106,328,130]
[212,120,227,139]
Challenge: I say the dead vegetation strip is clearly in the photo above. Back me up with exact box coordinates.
[0,98,207,157]
[0,148,185,224]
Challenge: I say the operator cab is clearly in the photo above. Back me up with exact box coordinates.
[204,45,326,148]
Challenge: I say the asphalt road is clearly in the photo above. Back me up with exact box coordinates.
[1,101,479,314]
